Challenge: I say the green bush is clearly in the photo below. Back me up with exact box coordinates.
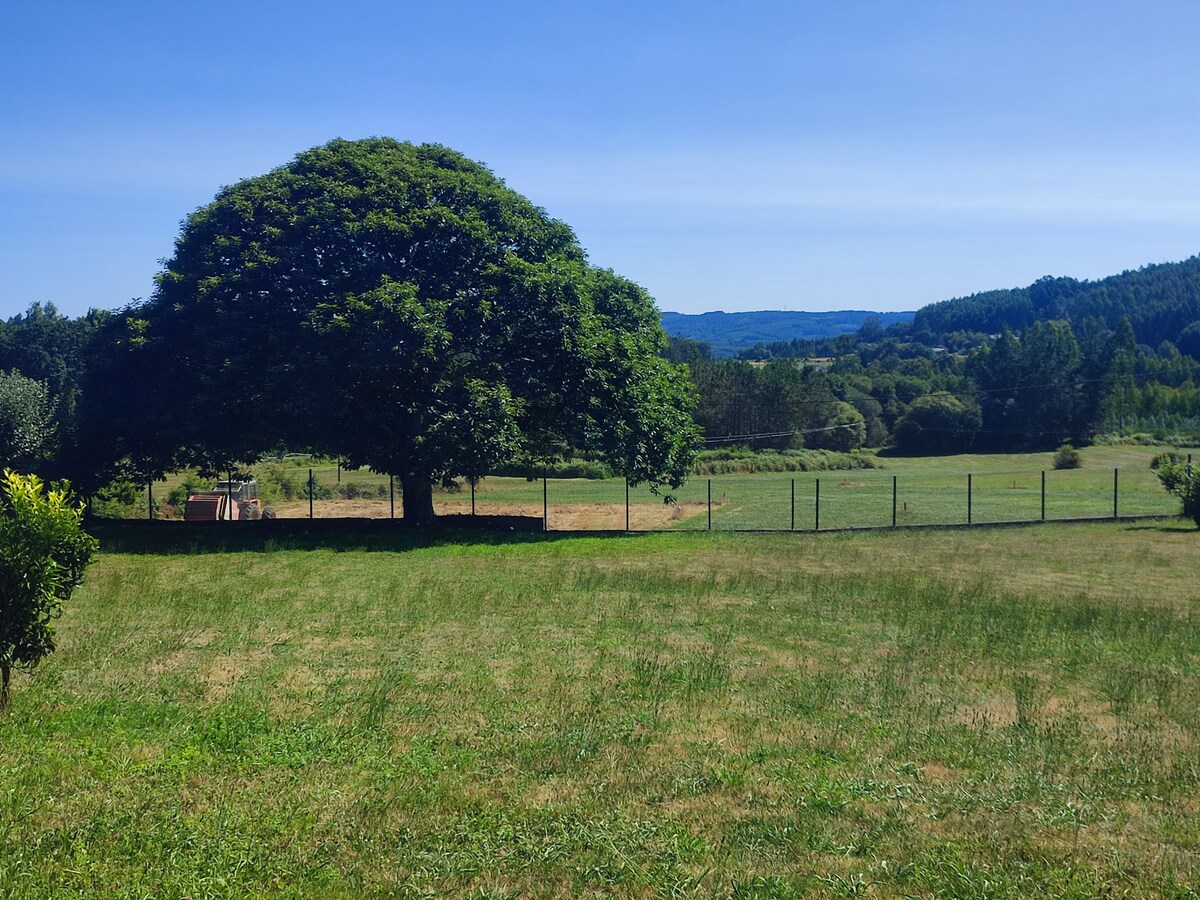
[1150,451,1183,471]
[693,447,876,475]
[92,478,154,519]
[0,471,98,709]
[256,464,331,502]
[1053,443,1082,470]
[166,473,214,510]
[490,458,614,480]
[334,481,388,500]
[1155,458,1200,525]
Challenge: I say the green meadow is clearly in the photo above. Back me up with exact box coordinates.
[1,513,1198,897]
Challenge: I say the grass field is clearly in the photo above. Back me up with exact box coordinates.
[2,519,1198,896]
[160,444,1196,531]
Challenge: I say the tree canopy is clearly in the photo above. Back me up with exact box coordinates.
[84,138,698,519]
[0,370,56,472]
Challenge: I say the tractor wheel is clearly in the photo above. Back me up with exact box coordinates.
[262,507,277,519]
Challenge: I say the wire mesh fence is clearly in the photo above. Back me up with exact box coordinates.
[150,455,1192,531]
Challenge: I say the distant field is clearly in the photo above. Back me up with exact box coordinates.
[157,444,1196,530]
[1,521,1197,896]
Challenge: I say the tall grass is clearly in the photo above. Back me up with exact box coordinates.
[1,523,1197,896]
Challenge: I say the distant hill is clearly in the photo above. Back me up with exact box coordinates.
[660,310,915,357]
[911,255,1200,347]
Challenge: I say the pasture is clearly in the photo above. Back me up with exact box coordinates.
[1,518,1198,897]
[158,444,1195,530]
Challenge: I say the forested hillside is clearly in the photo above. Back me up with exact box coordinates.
[911,256,1200,348]
[661,309,914,356]
[668,255,1200,455]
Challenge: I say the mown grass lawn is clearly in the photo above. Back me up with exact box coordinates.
[2,520,1198,897]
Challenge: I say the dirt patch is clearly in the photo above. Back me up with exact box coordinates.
[204,648,273,701]
[267,498,704,530]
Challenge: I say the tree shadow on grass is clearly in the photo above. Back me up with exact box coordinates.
[85,517,643,556]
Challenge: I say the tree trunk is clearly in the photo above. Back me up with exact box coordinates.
[400,475,436,524]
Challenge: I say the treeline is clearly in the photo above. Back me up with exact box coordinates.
[670,315,1200,454]
[5,265,1200,489]
[736,256,1200,362]
[687,255,1200,455]
[0,304,110,483]
[911,258,1200,349]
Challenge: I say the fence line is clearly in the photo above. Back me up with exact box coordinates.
[149,455,1193,531]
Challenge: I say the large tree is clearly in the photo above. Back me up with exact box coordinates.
[84,139,698,520]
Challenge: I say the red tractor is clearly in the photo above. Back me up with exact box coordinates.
[184,479,274,521]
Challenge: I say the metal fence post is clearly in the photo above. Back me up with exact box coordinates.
[625,477,630,532]
[1041,470,1046,521]
[228,469,233,523]
[389,475,394,519]
[309,468,314,519]
[790,478,795,531]
[815,478,820,531]
[337,457,341,483]
[147,483,153,521]
[892,475,897,527]
[471,479,476,517]
[967,473,972,525]
[542,473,548,532]
[1114,467,1119,518]
[707,479,712,531]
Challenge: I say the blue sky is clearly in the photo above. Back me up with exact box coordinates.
[3,1,1200,319]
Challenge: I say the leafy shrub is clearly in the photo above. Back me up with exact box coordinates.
[1053,443,1082,470]
[333,481,388,500]
[693,447,876,475]
[256,464,331,502]
[490,458,614,480]
[1150,451,1183,471]
[1093,431,1200,448]
[0,472,98,709]
[92,478,154,519]
[166,473,214,509]
[1155,458,1200,525]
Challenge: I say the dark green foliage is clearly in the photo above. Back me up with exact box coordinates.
[0,370,55,471]
[913,258,1200,349]
[91,478,149,519]
[806,401,865,452]
[692,447,875,475]
[892,394,982,454]
[81,138,699,520]
[663,335,713,363]
[0,304,108,422]
[690,359,867,450]
[968,322,1091,449]
[165,473,214,509]
[490,457,615,480]
[1155,458,1200,524]
[0,472,97,708]
[1053,443,1082,470]
[332,481,388,500]
[1178,321,1200,360]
